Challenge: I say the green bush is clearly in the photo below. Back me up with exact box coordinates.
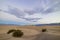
[7,29,16,34]
[12,30,23,37]
[7,29,24,37]
[42,28,47,32]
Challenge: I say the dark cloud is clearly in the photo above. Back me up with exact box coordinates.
[22,18,41,22]
[24,10,35,15]
[24,0,60,15]
[1,6,41,22]
[24,7,53,15]
[2,0,60,22]
[8,6,25,18]
[24,8,44,15]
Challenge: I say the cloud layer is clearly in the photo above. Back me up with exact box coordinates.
[0,0,60,25]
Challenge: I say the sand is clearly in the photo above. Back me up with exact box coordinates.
[0,25,60,40]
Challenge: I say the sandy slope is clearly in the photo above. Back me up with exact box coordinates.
[0,25,60,40]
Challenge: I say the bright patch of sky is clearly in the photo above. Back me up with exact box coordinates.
[0,0,60,25]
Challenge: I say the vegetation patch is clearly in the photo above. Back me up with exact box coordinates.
[42,28,47,32]
[7,29,16,34]
[7,29,24,37]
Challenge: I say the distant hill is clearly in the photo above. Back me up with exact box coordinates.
[0,23,60,26]
[35,23,60,26]
[0,24,20,26]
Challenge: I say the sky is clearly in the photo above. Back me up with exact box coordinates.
[0,0,60,25]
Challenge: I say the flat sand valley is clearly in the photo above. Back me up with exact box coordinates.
[0,25,60,40]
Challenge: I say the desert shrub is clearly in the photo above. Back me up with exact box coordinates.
[7,29,16,34]
[42,28,47,32]
[7,29,24,37]
[12,30,23,37]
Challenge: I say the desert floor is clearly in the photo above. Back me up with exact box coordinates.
[0,25,60,40]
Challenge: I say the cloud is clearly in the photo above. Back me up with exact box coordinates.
[0,0,60,25]
[24,0,60,15]
[7,6,25,18]
[38,11,60,24]
[5,6,42,22]
[0,8,60,25]
[1,4,60,22]
[0,11,27,22]
[0,11,40,25]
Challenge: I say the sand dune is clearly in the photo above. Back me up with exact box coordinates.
[0,25,60,40]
